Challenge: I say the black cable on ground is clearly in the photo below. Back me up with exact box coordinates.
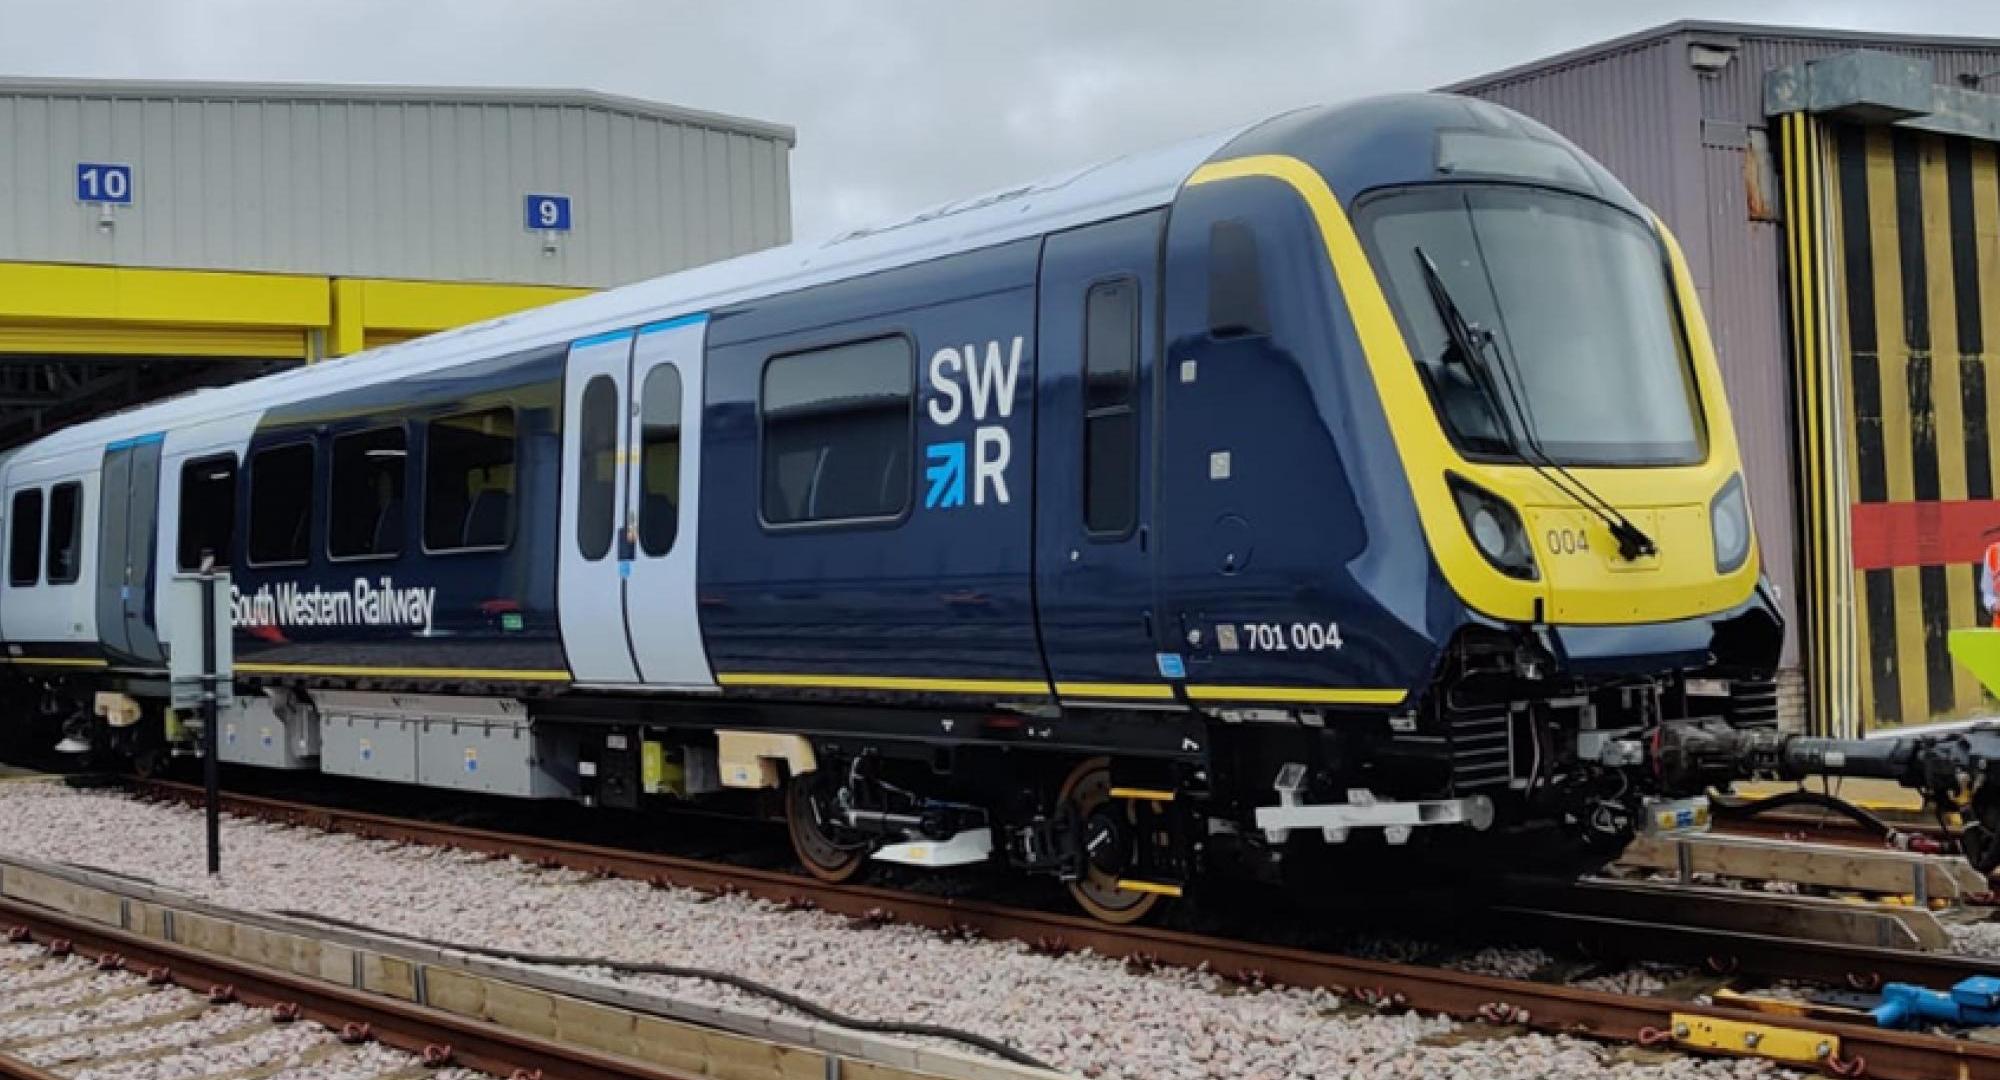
[61,862,160,887]
[274,908,1053,1071]
[1707,788,1901,839]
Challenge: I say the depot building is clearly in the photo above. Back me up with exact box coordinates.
[0,78,793,446]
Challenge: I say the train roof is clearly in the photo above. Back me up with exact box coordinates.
[14,120,1251,466]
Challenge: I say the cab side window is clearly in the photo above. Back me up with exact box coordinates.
[1083,279,1139,535]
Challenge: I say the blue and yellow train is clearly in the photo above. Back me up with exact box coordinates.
[0,93,1802,920]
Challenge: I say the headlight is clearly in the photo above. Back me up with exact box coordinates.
[1449,476,1537,580]
[1710,473,1751,574]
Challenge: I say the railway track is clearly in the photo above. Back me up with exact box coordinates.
[0,893,710,1080]
[125,777,2000,1079]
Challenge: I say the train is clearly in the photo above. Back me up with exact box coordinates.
[5,91,1996,922]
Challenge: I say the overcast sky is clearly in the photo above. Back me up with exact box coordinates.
[1,0,1996,240]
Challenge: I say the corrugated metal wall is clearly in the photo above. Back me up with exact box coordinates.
[0,82,793,288]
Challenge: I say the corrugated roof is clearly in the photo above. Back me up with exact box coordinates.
[0,75,795,145]
[1446,20,2000,93]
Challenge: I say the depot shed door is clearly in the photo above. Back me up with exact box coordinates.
[557,318,715,690]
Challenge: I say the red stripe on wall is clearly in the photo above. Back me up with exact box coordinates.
[1851,500,2000,570]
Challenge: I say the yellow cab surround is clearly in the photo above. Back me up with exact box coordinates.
[1187,154,1761,628]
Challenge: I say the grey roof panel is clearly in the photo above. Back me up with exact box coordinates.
[1446,20,2000,94]
[0,76,793,144]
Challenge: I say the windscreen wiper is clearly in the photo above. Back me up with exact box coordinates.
[1413,247,1657,561]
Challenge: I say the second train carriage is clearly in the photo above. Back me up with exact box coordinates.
[0,93,1788,921]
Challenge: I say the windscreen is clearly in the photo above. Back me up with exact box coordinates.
[1359,185,1704,466]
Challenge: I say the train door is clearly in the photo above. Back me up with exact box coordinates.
[96,433,164,664]
[560,330,641,683]
[1033,211,1168,702]
[557,318,715,689]
[622,317,713,688]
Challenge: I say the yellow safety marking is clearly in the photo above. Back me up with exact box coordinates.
[0,262,327,326]
[3,656,110,668]
[1114,879,1184,898]
[329,277,589,357]
[1185,156,1758,627]
[1669,1013,1835,1066]
[1184,683,1406,706]
[1055,682,1176,701]
[1783,111,1861,737]
[233,662,570,682]
[0,263,593,362]
[1109,787,1175,802]
[1712,987,1797,1011]
[1731,778,1925,812]
[716,672,1050,695]
[0,323,310,358]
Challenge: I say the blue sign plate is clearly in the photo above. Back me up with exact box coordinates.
[525,193,572,232]
[77,163,133,205]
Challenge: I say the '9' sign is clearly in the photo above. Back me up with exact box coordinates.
[524,194,572,232]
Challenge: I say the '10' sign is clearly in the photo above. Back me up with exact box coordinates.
[76,163,133,205]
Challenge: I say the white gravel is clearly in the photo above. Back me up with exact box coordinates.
[1571,963,1693,998]
[1442,946,1553,980]
[0,783,1799,1080]
[1946,920,2000,958]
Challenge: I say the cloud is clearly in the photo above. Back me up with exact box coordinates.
[0,0,1996,239]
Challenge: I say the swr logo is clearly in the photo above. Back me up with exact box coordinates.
[924,337,1022,509]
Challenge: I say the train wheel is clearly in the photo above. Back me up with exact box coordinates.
[1059,757,1162,925]
[785,772,869,883]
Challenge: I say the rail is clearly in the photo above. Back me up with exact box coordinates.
[0,892,704,1080]
[125,777,2000,1079]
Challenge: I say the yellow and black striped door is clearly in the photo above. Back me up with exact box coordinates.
[1831,123,2000,728]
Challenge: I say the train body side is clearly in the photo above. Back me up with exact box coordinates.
[696,238,1046,700]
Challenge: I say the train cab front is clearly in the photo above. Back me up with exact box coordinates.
[1194,94,1783,868]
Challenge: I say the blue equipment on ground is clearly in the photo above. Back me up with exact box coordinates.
[1871,976,2000,1028]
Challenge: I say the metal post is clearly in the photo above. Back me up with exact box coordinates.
[199,559,220,876]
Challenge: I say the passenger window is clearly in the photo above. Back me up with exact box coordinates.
[329,426,407,560]
[1208,219,1271,338]
[761,337,912,525]
[247,443,315,566]
[577,377,618,561]
[178,455,237,570]
[45,482,82,584]
[425,407,517,552]
[1084,279,1139,535]
[638,366,683,556]
[9,488,42,587]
